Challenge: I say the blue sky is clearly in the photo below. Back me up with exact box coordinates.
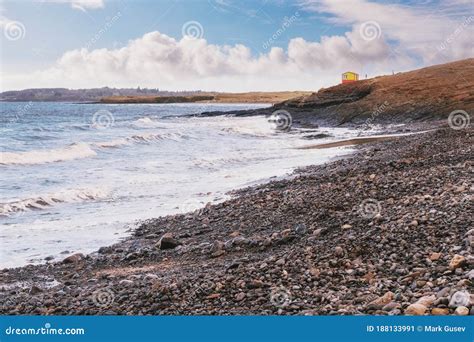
[1,0,473,91]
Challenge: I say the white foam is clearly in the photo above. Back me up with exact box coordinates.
[0,143,97,165]
[128,132,188,143]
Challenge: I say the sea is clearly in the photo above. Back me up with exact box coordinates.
[0,102,359,268]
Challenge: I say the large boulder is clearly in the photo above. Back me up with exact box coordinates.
[157,233,181,250]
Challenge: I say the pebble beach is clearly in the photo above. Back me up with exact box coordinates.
[1,123,472,316]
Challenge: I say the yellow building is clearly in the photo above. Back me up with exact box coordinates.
[342,71,359,84]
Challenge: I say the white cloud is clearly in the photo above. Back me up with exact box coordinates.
[40,0,105,11]
[300,0,474,64]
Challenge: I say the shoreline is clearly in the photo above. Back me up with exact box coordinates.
[0,123,472,315]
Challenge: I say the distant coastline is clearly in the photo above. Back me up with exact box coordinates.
[0,89,311,104]
[98,92,311,104]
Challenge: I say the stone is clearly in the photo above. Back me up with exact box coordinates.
[449,291,470,308]
[62,253,85,264]
[454,306,469,315]
[294,223,307,235]
[144,273,159,281]
[247,280,265,289]
[416,295,436,307]
[157,233,180,250]
[275,258,285,266]
[210,241,224,253]
[44,255,54,261]
[29,285,43,295]
[431,308,449,315]
[341,224,352,230]
[211,249,225,258]
[449,254,466,270]
[335,246,344,256]
[312,228,323,236]
[429,252,441,261]
[235,292,246,301]
[466,269,474,280]
[404,303,427,315]
[206,293,220,299]
[382,302,401,311]
[436,287,451,298]
[369,291,393,308]
[119,279,134,286]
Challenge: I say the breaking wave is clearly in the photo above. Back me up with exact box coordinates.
[0,188,109,216]
[0,143,97,166]
[1,131,191,166]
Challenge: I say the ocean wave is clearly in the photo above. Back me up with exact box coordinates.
[131,117,168,128]
[94,138,130,148]
[95,132,189,148]
[0,143,97,166]
[133,117,155,125]
[128,132,188,143]
[0,131,190,166]
[0,188,109,216]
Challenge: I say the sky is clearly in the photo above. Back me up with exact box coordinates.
[0,0,473,91]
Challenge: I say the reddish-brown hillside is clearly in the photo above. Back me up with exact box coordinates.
[277,58,474,125]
